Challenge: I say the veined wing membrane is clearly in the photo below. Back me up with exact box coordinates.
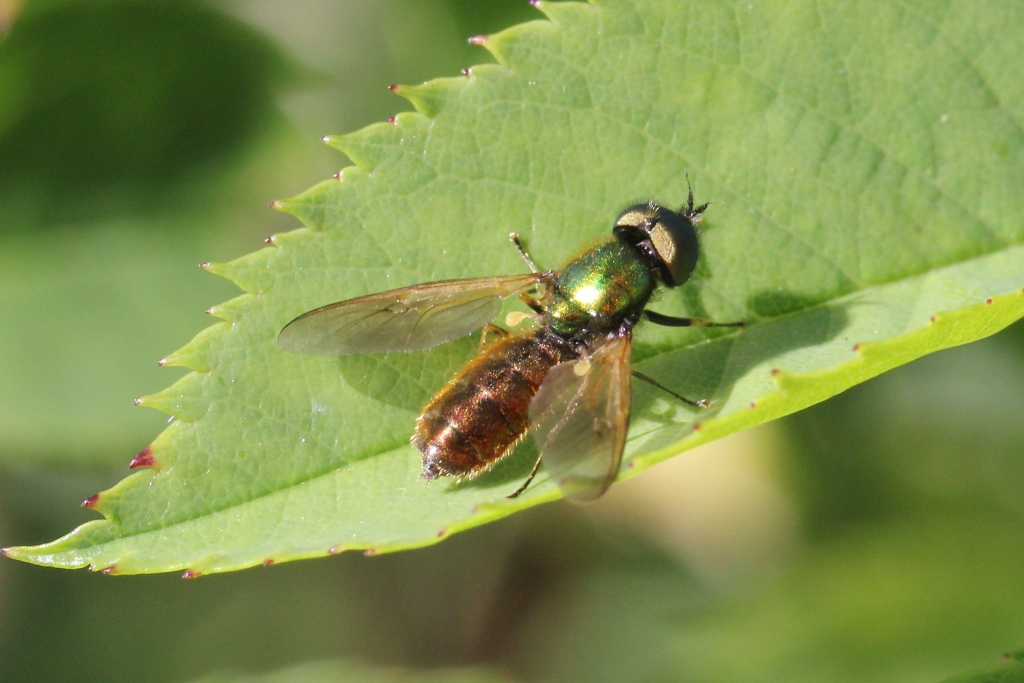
[528,335,632,501]
[278,273,548,355]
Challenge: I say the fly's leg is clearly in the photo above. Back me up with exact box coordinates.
[502,234,548,336]
[632,370,709,409]
[644,310,745,328]
[520,291,545,314]
[638,307,742,408]
[479,323,510,350]
[509,233,541,273]
[509,234,553,311]
[507,452,544,499]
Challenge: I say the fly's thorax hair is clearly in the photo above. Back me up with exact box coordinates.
[613,201,700,288]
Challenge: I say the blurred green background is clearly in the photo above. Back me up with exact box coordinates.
[1,1,1022,682]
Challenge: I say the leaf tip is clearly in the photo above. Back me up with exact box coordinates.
[262,558,275,567]
[101,565,118,575]
[159,329,216,372]
[363,548,378,557]
[200,261,224,277]
[129,446,156,470]
[467,34,489,47]
[158,345,204,371]
[200,256,268,295]
[82,493,101,509]
[182,569,202,580]
[528,0,554,20]
[328,546,341,555]
[387,82,450,118]
[436,528,448,539]
[275,198,303,217]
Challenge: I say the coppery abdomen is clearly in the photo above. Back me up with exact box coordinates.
[415,331,573,479]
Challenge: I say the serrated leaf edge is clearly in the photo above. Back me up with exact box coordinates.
[4,0,1023,574]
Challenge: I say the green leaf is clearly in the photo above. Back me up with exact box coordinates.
[0,224,238,466]
[940,651,1024,683]
[186,661,515,683]
[6,0,1023,574]
[0,1,298,230]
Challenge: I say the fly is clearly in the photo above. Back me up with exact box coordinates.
[278,186,743,500]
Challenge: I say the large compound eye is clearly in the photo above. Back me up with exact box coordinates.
[613,204,657,232]
[613,203,700,287]
[648,210,699,287]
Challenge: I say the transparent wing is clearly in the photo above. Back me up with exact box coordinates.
[278,273,547,355]
[528,334,632,501]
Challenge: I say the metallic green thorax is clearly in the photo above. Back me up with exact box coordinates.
[547,237,655,340]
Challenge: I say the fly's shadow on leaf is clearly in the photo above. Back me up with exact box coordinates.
[629,293,851,451]
[336,336,479,413]
[746,289,837,319]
